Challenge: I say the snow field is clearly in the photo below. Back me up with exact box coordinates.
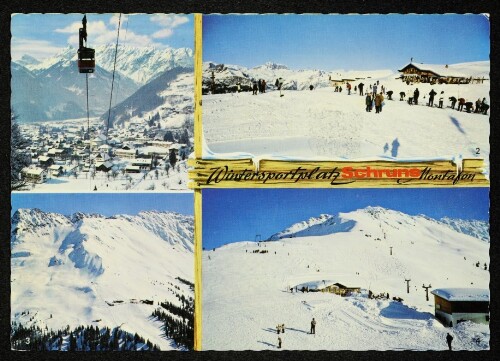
[202,207,489,350]
[203,63,489,173]
[12,210,194,350]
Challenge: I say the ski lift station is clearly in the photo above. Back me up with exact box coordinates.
[431,288,489,327]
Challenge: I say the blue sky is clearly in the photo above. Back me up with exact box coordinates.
[12,193,193,217]
[203,14,490,70]
[202,188,489,249]
[11,13,194,61]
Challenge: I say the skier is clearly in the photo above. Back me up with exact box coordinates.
[236,81,241,93]
[428,89,437,107]
[386,90,393,100]
[347,82,351,95]
[262,79,266,93]
[481,98,489,115]
[358,82,364,95]
[413,88,420,105]
[276,325,280,334]
[438,91,444,108]
[278,336,282,349]
[277,78,284,97]
[446,333,453,351]
[282,324,285,333]
[465,101,474,113]
[475,98,482,113]
[372,84,378,96]
[365,94,372,112]
[252,81,258,95]
[375,93,384,114]
[457,98,465,112]
[399,91,406,101]
[310,318,316,334]
[449,96,457,109]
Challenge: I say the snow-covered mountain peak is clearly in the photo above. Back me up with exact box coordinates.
[439,217,490,242]
[12,208,71,232]
[70,212,106,224]
[17,54,40,67]
[268,213,356,241]
[254,62,289,70]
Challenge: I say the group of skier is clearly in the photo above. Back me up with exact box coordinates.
[252,79,267,95]
[276,318,317,349]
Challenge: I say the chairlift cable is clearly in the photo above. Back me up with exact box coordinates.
[105,13,122,144]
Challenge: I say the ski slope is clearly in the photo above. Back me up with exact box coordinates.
[11,209,194,350]
[203,62,489,171]
[202,207,489,350]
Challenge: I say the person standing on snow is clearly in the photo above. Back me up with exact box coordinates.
[446,333,453,351]
[428,89,437,107]
[278,336,282,349]
[414,88,420,105]
[347,82,351,95]
[438,91,444,108]
[358,82,364,95]
[375,93,384,113]
[262,79,266,93]
[310,318,316,334]
[366,94,372,112]
[457,97,465,111]
[276,78,284,97]
[449,96,457,109]
[372,84,378,97]
[481,98,489,115]
[252,81,258,95]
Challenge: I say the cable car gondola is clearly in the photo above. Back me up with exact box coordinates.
[78,15,95,73]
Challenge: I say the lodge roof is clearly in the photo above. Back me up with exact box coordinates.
[431,288,489,302]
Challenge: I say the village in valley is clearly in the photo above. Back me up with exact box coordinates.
[11,14,194,192]
[16,117,192,192]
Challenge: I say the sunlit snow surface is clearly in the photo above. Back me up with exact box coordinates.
[11,209,194,350]
[202,207,489,350]
[203,62,489,173]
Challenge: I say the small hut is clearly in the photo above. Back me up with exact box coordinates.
[431,288,489,327]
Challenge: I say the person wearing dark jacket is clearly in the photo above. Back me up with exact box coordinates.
[457,98,465,111]
[481,98,489,115]
[252,81,258,95]
[365,94,372,112]
[428,89,437,107]
[386,90,393,100]
[310,318,316,334]
[449,96,457,109]
[399,91,406,101]
[414,88,420,105]
[446,333,453,351]
[358,83,364,95]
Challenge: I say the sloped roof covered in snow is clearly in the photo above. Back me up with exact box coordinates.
[295,280,337,290]
[399,62,489,79]
[431,288,489,302]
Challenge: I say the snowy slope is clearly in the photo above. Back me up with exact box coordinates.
[11,208,194,350]
[439,217,489,243]
[202,61,490,170]
[202,206,489,350]
[104,67,193,130]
